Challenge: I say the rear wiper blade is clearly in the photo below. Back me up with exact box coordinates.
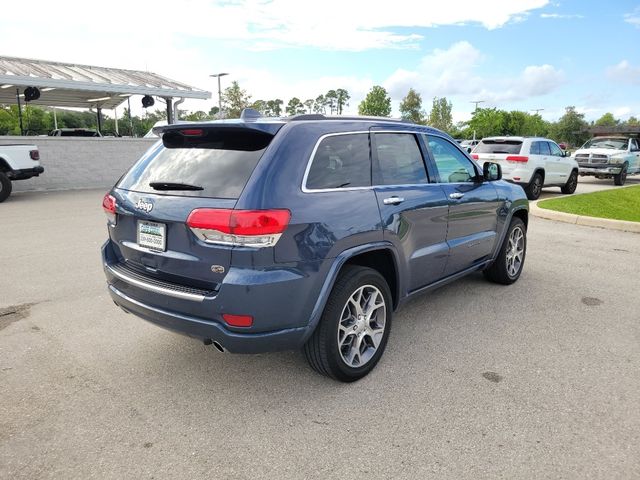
[149,181,204,191]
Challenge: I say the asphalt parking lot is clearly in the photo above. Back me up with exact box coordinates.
[1,188,639,479]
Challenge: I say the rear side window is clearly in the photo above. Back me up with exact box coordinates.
[530,141,551,155]
[118,128,271,199]
[475,139,523,154]
[373,133,428,185]
[305,134,371,189]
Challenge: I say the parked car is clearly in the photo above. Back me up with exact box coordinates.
[0,144,44,202]
[49,128,101,137]
[572,136,640,186]
[101,111,529,382]
[460,139,479,153]
[472,136,578,200]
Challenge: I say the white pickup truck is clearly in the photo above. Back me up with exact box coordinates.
[573,136,640,186]
[0,144,44,202]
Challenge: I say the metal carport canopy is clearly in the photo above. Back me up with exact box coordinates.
[0,56,211,109]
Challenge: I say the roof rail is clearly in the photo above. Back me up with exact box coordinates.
[289,114,326,121]
[288,114,411,123]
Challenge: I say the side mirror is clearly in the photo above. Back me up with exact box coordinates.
[483,162,502,181]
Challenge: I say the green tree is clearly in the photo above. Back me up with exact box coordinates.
[325,90,338,114]
[314,94,326,114]
[251,100,267,115]
[0,106,20,135]
[183,110,209,121]
[265,99,283,117]
[523,113,550,137]
[549,106,589,147]
[467,108,508,138]
[399,88,424,124]
[358,86,391,117]
[221,81,252,118]
[626,116,639,126]
[594,112,618,127]
[285,97,306,115]
[428,97,453,132]
[303,98,315,114]
[208,106,220,117]
[335,89,350,115]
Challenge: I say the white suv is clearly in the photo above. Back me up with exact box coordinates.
[472,136,579,200]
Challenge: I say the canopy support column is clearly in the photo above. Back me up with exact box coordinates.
[96,107,103,134]
[16,88,24,136]
[166,97,174,124]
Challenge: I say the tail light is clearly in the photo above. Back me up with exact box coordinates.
[471,154,479,160]
[102,193,117,225]
[506,155,528,163]
[187,208,291,248]
[29,150,39,161]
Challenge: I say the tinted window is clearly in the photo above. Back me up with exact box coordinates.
[118,146,265,199]
[631,139,639,151]
[474,139,523,154]
[538,141,551,155]
[548,142,563,156]
[530,142,541,155]
[373,133,428,185]
[426,135,478,183]
[306,134,371,189]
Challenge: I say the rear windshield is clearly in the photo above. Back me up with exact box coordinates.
[474,139,523,154]
[117,129,270,199]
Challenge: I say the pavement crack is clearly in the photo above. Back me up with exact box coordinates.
[0,303,37,331]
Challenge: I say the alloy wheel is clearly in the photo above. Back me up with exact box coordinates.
[337,285,387,368]
[506,226,525,278]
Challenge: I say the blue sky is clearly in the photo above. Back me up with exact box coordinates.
[1,0,639,122]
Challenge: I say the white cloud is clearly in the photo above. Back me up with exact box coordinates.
[1,0,549,52]
[624,7,640,27]
[540,13,584,19]
[384,42,564,105]
[606,60,640,84]
[613,106,632,118]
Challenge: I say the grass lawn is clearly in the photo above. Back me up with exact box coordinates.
[537,186,640,222]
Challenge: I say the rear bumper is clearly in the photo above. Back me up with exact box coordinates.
[8,166,44,180]
[108,284,308,353]
[102,240,322,353]
[500,167,533,185]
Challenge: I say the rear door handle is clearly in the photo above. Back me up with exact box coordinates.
[383,196,405,205]
[449,192,465,200]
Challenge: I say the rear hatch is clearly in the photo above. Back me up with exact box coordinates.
[106,123,282,291]
[472,138,524,176]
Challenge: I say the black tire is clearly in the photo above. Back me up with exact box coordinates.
[561,170,578,194]
[524,172,543,200]
[0,172,12,203]
[303,265,392,382]
[614,164,628,186]
[483,217,527,285]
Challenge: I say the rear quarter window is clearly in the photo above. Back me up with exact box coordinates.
[305,133,371,190]
[475,139,523,155]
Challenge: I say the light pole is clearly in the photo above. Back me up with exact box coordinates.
[470,100,485,112]
[210,72,229,118]
[470,100,485,141]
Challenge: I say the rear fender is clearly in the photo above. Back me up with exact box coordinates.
[299,242,401,345]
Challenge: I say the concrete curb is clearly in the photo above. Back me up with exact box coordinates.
[530,202,640,233]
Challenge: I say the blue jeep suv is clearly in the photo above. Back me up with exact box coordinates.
[102,110,528,382]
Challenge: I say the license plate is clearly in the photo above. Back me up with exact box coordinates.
[137,220,166,252]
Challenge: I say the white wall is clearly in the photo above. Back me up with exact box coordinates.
[0,136,158,192]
